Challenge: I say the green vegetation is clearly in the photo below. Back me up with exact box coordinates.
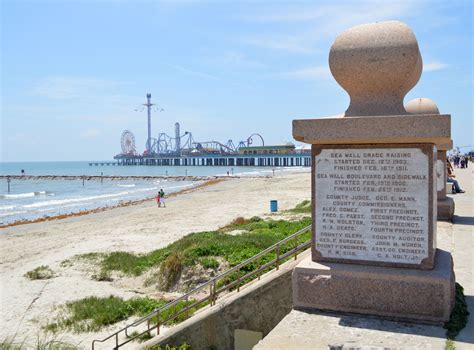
[0,336,78,350]
[159,253,183,291]
[146,343,190,350]
[200,257,219,269]
[46,206,311,333]
[95,216,310,284]
[45,295,196,333]
[127,331,153,343]
[445,339,455,350]
[91,269,113,282]
[287,199,311,214]
[24,266,55,280]
[444,282,470,340]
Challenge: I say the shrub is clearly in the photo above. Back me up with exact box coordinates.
[24,266,55,280]
[229,217,248,226]
[91,270,113,282]
[200,257,219,269]
[249,216,262,222]
[444,282,470,339]
[159,253,183,291]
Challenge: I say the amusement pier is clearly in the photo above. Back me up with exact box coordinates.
[103,93,311,167]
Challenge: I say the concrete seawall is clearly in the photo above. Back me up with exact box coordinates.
[142,251,310,350]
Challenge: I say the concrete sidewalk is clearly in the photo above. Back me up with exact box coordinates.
[449,167,473,348]
[255,168,473,350]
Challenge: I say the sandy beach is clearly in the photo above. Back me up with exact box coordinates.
[0,171,311,348]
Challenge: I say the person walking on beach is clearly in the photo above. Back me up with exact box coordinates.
[159,188,166,208]
[156,191,161,207]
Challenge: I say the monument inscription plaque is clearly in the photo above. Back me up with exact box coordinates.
[312,144,436,269]
[292,21,453,324]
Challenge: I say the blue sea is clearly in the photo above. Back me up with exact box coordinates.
[0,162,304,225]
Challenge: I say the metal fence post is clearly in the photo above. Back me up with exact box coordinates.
[294,235,298,260]
[237,268,241,292]
[157,310,160,335]
[210,283,214,306]
[276,245,280,270]
[213,280,217,305]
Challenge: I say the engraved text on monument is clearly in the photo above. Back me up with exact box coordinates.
[315,148,429,264]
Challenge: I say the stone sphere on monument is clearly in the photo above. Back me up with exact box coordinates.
[329,21,423,117]
[405,97,440,115]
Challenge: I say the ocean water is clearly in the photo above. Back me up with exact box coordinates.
[0,162,306,225]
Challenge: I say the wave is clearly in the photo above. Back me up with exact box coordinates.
[0,210,27,218]
[22,186,161,209]
[0,205,16,211]
[117,184,136,188]
[165,183,196,190]
[0,191,53,199]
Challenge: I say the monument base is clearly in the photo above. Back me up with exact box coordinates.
[438,197,455,221]
[292,249,455,324]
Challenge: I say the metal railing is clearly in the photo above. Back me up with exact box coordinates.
[92,224,311,349]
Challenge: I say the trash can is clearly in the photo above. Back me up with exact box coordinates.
[270,200,278,213]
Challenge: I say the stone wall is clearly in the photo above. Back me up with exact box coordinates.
[142,251,309,350]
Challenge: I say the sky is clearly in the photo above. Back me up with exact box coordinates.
[1,0,472,161]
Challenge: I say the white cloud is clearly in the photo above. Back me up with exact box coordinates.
[216,51,268,68]
[242,4,338,23]
[423,61,449,72]
[33,76,121,99]
[80,129,101,139]
[244,35,315,54]
[281,65,331,80]
[244,1,421,24]
[162,63,220,80]
[242,1,424,53]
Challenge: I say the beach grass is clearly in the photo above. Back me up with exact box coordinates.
[24,266,55,280]
[146,343,190,350]
[286,199,311,214]
[127,330,153,343]
[146,343,191,350]
[0,335,79,350]
[44,296,196,333]
[200,257,219,269]
[44,202,312,334]
[96,215,311,281]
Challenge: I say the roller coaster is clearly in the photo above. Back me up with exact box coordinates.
[119,122,264,157]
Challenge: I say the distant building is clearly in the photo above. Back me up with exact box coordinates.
[295,144,311,154]
[239,144,295,155]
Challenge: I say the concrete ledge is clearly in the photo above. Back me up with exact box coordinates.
[438,197,455,221]
[292,249,455,324]
[293,114,451,147]
[253,309,447,350]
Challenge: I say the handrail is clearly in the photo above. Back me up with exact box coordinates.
[92,224,311,349]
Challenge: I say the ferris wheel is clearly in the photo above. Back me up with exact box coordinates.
[120,130,136,154]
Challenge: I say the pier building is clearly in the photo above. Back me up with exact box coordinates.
[239,144,296,155]
[113,152,311,167]
[110,94,311,167]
